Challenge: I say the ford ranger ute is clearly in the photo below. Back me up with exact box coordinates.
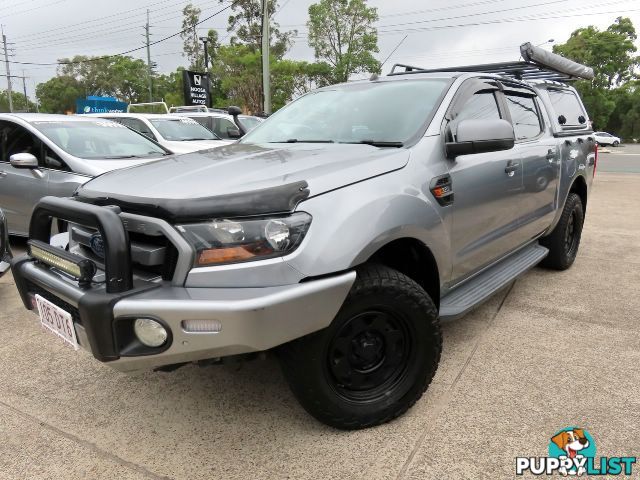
[0,44,596,429]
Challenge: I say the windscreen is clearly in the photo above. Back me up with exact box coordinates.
[31,120,168,159]
[150,117,218,141]
[242,79,450,145]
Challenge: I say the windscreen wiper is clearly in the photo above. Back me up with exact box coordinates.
[268,139,335,143]
[343,140,404,147]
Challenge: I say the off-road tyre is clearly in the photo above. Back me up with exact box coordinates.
[278,263,442,430]
[540,192,584,270]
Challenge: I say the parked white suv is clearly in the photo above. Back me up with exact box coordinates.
[88,113,233,154]
[593,131,621,147]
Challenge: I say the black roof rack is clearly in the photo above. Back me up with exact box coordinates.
[388,42,595,83]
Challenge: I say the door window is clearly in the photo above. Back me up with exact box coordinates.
[455,92,501,123]
[0,121,42,165]
[43,146,70,171]
[505,94,542,140]
[213,118,237,139]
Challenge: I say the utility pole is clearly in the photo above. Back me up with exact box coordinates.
[261,0,271,114]
[2,27,13,113]
[22,70,28,112]
[145,9,153,102]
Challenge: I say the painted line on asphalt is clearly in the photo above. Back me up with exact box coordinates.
[395,281,517,480]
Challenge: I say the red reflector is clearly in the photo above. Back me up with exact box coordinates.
[594,143,598,176]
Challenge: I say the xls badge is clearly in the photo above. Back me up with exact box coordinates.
[516,427,636,476]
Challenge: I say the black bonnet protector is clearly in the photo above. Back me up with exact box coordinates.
[74,180,310,223]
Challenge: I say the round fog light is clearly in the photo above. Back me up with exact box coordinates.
[134,318,168,347]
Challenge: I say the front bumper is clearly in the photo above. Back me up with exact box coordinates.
[11,196,355,372]
[12,256,355,372]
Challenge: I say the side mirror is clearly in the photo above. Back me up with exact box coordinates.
[10,153,38,169]
[227,127,242,139]
[445,119,515,158]
[227,105,247,136]
[0,208,12,277]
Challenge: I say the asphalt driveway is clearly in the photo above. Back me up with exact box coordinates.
[1,171,638,479]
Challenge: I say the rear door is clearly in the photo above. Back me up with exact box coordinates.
[447,81,525,280]
[503,88,559,241]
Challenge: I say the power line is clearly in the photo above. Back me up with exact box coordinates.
[12,0,188,40]
[376,6,640,35]
[0,0,70,20]
[16,0,228,49]
[7,2,236,66]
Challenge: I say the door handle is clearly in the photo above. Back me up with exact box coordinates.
[0,171,6,178]
[546,149,556,162]
[505,162,520,176]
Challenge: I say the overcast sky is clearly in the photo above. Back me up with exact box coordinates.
[2,0,640,100]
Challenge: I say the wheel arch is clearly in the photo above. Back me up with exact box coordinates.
[570,174,588,216]
[365,238,441,308]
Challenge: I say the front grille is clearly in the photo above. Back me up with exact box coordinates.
[128,231,179,281]
[26,281,82,325]
[71,223,180,282]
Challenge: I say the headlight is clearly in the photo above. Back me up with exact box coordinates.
[177,212,312,266]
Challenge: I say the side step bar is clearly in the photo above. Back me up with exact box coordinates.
[439,243,548,321]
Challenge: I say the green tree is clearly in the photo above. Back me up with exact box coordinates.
[213,44,263,112]
[553,17,639,129]
[0,90,37,113]
[154,69,183,107]
[180,4,216,71]
[222,0,294,58]
[307,0,380,83]
[57,55,150,103]
[35,75,84,113]
[212,43,331,113]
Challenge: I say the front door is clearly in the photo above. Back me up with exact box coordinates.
[447,88,524,281]
[0,121,50,236]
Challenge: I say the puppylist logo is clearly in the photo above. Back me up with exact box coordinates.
[516,427,636,476]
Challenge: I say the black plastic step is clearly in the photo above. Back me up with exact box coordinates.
[439,243,548,321]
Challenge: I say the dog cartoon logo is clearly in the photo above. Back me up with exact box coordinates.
[549,427,596,476]
[517,427,635,476]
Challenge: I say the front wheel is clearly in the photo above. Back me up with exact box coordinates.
[540,193,584,270]
[278,264,442,430]
[613,140,620,147]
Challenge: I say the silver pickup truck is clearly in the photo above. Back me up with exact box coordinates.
[0,44,596,429]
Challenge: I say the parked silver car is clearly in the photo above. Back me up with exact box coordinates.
[0,114,171,235]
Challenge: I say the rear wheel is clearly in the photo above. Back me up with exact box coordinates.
[540,192,584,270]
[278,264,442,430]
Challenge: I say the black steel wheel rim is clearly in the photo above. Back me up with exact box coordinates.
[565,210,578,254]
[326,308,413,403]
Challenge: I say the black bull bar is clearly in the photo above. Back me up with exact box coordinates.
[29,196,133,293]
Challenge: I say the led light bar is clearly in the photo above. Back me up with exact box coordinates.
[28,240,96,287]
